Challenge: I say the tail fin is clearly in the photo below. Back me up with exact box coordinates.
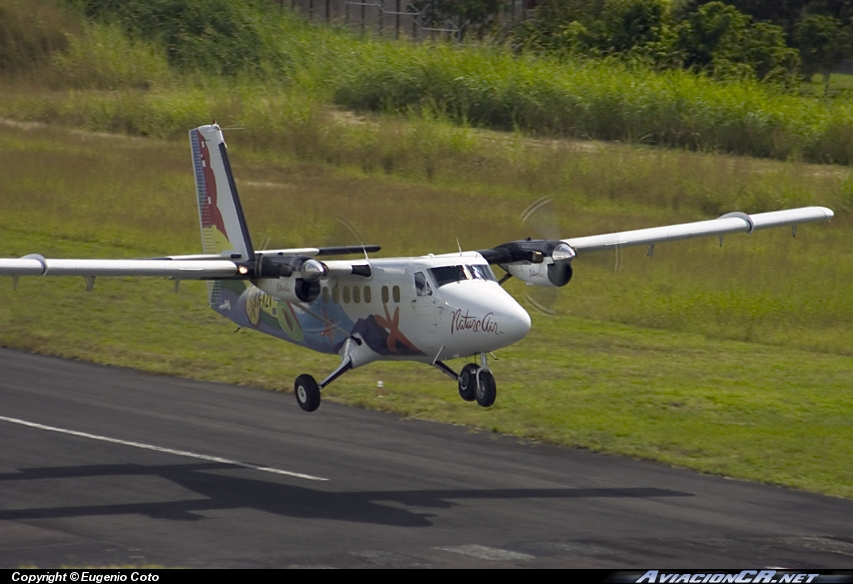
[189,125,254,261]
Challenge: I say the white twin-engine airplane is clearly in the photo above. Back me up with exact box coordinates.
[0,125,835,412]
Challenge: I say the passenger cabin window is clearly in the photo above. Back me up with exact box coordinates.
[381,286,389,304]
[343,286,351,304]
[428,264,497,288]
[332,286,340,303]
[353,286,360,304]
[322,287,330,304]
[364,286,371,303]
[392,285,401,303]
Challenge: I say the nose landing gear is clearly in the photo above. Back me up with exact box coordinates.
[474,368,496,408]
[436,353,497,408]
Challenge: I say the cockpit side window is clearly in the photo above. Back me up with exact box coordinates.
[414,271,433,297]
[469,264,497,282]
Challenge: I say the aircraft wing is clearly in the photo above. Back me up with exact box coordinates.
[563,206,834,254]
[478,206,834,287]
[0,253,381,291]
[0,257,242,279]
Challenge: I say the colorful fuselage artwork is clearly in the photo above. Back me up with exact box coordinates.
[213,254,532,367]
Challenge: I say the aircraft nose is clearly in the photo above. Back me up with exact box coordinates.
[440,282,531,349]
[498,293,531,343]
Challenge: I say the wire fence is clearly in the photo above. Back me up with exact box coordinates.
[274,0,536,40]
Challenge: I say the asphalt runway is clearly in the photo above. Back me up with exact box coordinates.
[1,348,852,568]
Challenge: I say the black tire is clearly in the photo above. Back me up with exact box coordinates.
[458,363,480,402]
[475,370,496,408]
[295,374,321,412]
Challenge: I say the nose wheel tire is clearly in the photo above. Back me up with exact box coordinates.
[475,370,496,408]
[458,363,480,402]
[295,374,321,412]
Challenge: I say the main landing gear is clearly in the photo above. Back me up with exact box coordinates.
[435,353,496,408]
[296,344,498,412]
[294,374,322,412]
[294,339,358,412]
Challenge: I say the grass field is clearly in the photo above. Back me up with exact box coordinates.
[801,72,853,98]
[1,119,851,498]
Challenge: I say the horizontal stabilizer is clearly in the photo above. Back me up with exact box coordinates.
[257,245,381,257]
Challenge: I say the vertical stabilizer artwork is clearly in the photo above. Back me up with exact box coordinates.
[189,124,255,306]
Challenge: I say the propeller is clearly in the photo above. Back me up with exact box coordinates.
[332,216,371,260]
[508,197,626,315]
[475,197,579,316]
[519,197,561,316]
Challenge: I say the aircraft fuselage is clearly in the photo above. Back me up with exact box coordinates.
[213,252,531,369]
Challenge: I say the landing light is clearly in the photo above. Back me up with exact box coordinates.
[238,265,249,275]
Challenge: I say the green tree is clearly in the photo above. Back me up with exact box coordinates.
[600,0,668,52]
[508,0,601,55]
[72,0,288,76]
[795,13,851,94]
[690,0,853,37]
[677,2,799,85]
[409,0,508,39]
[598,0,681,66]
[512,0,680,66]
[677,1,750,70]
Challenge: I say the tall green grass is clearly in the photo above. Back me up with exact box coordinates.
[333,45,853,164]
[0,0,73,76]
[3,0,853,165]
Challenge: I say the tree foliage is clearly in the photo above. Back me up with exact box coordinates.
[511,0,801,86]
[676,2,799,84]
[69,0,289,76]
[409,0,508,39]
[795,13,851,87]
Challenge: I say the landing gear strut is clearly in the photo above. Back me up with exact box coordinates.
[293,338,358,412]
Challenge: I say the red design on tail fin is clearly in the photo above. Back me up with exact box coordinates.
[199,135,227,235]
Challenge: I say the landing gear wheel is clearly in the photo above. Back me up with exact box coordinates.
[458,363,480,402]
[475,370,496,408]
[295,374,321,412]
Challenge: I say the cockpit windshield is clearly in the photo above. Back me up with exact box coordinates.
[428,264,497,288]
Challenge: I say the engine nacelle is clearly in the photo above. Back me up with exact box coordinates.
[255,277,321,303]
[503,242,575,287]
[505,260,573,288]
